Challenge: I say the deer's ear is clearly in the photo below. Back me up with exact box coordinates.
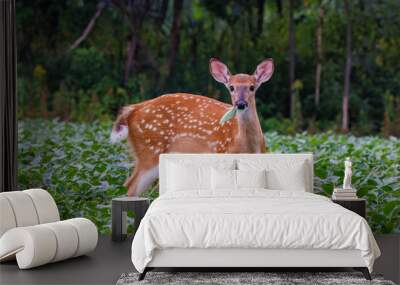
[254,59,274,86]
[209,58,231,84]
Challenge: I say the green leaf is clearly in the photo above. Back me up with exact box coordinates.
[219,107,237,125]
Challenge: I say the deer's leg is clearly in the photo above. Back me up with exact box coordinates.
[124,167,140,195]
[135,165,158,196]
[125,161,158,197]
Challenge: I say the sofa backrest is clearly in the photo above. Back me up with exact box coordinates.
[0,189,60,237]
[159,153,313,195]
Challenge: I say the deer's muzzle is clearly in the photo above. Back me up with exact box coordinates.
[235,100,248,110]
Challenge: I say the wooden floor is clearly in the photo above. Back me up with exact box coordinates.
[0,235,134,285]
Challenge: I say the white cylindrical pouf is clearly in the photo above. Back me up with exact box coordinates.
[0,218,98,269]
[42,221,79,262]
[66,218,98,257]
[0,196,17,237]
[0,192,39,227]
[24,189,60,224]
[0,189,98,269]
[0,226,57,269]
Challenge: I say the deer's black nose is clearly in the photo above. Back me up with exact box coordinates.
[236,101,248,110]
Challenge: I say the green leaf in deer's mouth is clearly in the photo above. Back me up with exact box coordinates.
[219,107,237,125]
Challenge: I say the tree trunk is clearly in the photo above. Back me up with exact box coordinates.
[165,0,183,81]
[111,0,162,86]
[157,0,169,26]
[256,0,266,36]
[315,4,324,108]
[288,0,296,119]
[39,86,48,118]
[190,26,197,66]
[69,1,106,51]
[124,32,138,84]
[342,0,352,133]
[276,0,282,16]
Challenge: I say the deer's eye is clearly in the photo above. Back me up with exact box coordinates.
[249,85,255,91]
[229,86,234,92]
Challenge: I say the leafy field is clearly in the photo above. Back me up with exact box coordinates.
[18,120,400,234]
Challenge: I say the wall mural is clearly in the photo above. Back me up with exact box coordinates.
[16,2,399,234]
[111,59,274,196]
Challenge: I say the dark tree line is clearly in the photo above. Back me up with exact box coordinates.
[16,0,400,136]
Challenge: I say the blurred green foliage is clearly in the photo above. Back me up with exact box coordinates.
[18,120,400,234]
[15,1,400,135]
[267,132,400,234]
[15,1,400,236]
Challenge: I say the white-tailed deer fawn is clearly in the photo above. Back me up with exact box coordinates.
[111,58,274,196]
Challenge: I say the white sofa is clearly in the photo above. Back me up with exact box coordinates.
[0,189,98,269]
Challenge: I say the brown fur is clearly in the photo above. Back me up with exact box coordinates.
[114,58,273,196]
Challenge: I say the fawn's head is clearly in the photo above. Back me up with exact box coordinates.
[209,58,274,112]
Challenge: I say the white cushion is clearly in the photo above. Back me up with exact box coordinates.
[162,156,236,194]
[236,169,267,189]
[0,189,60,238]
[0,226,57,268]
[211,168,236,190]
[211,169,267,191]
[167,162,211,191]
[0,196,17,237]
[0,191,40,227]
[159,154,313,194]
[42,221,79,262]
[0,218,98,269]
[24,189,60,224]
[238,159,308,191]
[66,218,98,257]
